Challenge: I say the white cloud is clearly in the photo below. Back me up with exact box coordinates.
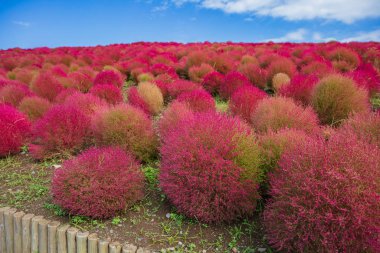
[341,29,380,42]
[12,21,31,27]
[265,28,307,42]
[173,0,380,23]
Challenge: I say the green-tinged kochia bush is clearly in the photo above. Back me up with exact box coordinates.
[312,74,369,125]
[252,97,320,134]
[91,104,158,162]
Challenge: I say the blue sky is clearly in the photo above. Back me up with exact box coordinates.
[0,0,379,49]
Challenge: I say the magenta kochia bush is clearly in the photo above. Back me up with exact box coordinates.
[201,71,224,94]
[91,104,157,162]
[52,147,144,218]
[160,112,262,223]
[157,101,194,141]
[219,71,251,99]
[30,105,91,159]
[0,104,31,157]
[30,72,64,101]
[176,89,215,112]
[90,84,123,105]
[278,74,319,106]
[229,85,267,122]
[93,69,124,88]
[264,133,380,252]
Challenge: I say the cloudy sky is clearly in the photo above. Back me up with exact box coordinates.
[0,0,379,49]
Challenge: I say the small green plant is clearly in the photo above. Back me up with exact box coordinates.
[142,166,159,189]
[44,203,67,216]
[112,216,122,225]
[214,96,228,112]
[169,213,186,226]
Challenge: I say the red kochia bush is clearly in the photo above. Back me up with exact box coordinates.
[278,74,319,106]
[0,105,31,157]
[52,147,144,218]
[251,97,320,134]
[91,104,157,162]
[219,71,251,99]
[90,84,123,105]
[339,112,380,147]
[264,133,380,252]
[167,80,202,99]
[201,71,224,94]
[229,85,267,122]
[63,92,107,115]
[160,112,262,223]
[238,63,268,89]
[157,101,194,141]
[93,69,124,88]
[30,105,91,159]
[176,89,215,112]
[30,72,64,101]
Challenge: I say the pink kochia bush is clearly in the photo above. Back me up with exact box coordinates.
[30,105,91,159]
[30,72,64,101]
[0,104,31,157]
[93,69,124,88]
[176,89,215,112]
[219,71,251,99]
[90,84,123,105]
[229,85,267,122]
[251,96,320,134]
[201,71,224,94]
[278,74,319,106]
[91,104,157,162]
[264,133,380,252]
[0,84,32,107]
[160,112,262,223]
[52,147,144,218]
[157,101,194,141]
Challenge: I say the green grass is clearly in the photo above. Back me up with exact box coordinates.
[214,96,229,113]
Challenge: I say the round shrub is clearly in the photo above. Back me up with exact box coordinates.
[271,73,290,92]
[188,63,214,83]
[259,129,313,175]
[30,105,91,159]
[229,85,267,122]
[251,97,320,134]
[219,71,251,99]
[63,92,108,115]
[0,104,31,157]
[202,71,224,94]
[18,96,51,121]
[347,63,380,97]
[52,147,144,218]
[93,69,124,88]
[176,89,215,112]
[328,47,360,72]
[264,133,380,252]
[238,64,268,89]
[339,112,380,147]
[267,58,297,81]
[67,71,93,92]
[157,101,194,141]
[167,80,202,99]
[91,104,157,162]
[90,84,123,105]
[160,112,262,223]
[278,74,319,106]
[301,60,332,78]
[127,87,151,115]
[0,84,32,107]
[311,74,369,125]
[30,72,64,101]
[137,82,164,115]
